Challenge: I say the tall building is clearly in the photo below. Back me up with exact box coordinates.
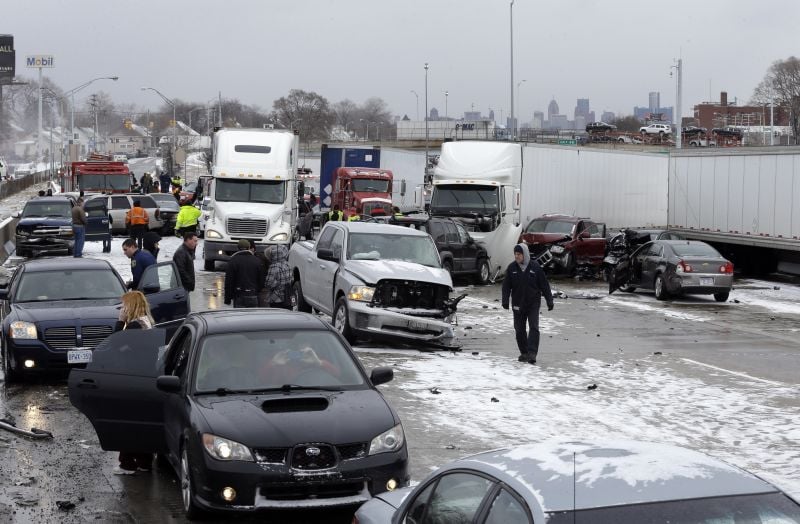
[547,99,559,120]
[429,108,439,121]
[533,111,544,129]
[649,92,660,113]
[488,109,495,122]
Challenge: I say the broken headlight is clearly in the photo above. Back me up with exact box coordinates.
[348,285,375,302]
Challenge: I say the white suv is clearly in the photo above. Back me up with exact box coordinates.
[639,123,672,135]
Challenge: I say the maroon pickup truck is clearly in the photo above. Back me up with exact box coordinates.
[519,214,607,273]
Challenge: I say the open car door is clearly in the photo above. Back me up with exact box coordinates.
[83,198,111,252]
[68,329,169,453]
[138,261,189,336]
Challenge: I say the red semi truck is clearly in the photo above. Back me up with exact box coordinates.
[332,167,393,217]
[62,161,131,194]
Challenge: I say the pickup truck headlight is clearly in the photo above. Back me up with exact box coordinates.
[10,321,37,339]
[368,424,405,455]
[202,433,253,461]
[348,285,375,302]
[205,229,222,239]
[270,233,288,242]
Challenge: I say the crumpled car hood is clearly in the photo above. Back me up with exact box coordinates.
[345,260,452,287]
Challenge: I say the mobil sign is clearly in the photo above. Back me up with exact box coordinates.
[26,55,54,68]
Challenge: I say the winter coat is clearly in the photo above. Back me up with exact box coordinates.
[502,244,554,311]
[264,245,292,305]
[224,250,266,304]
[176,205,201,229]
[130,249,156,289]
[172,243,196,292]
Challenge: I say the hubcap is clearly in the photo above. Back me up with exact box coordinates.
[335,306,346,333]
[181,451,191,511]
[480,264,489,282]
[656,278,662,295]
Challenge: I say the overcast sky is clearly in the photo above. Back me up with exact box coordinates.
[5,0,798,122]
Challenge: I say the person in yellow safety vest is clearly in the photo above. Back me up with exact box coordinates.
[392,206,403,218]
[347,208,361,222]
[175,200,202,235]
[171,175,182,189]
[327,204,344,222]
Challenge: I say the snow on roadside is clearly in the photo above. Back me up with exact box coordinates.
[732,279,800,316]
[386,351,800,497]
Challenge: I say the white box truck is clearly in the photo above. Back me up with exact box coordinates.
[203,129,299,271]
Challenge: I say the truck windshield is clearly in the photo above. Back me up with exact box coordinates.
[430,185,499,214]
[79,174,130,192]
[347,233,440,267]
[215,178,285,204]
[525,219,574,235]
[351,179,389,192]
[22,201,72,218]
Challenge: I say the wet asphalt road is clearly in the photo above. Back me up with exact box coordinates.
[1,262,799,522]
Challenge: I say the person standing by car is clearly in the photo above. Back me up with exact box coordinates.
[174,199,201,236]
[264,244,292,309]
[122,238,156,290]
[224,239,265,308]
[173,232,198,293]
[327,204,344,222]
[71,198,87,258]
[112,290,155,474]
[143,231,161,259]
[502,244,554,364]
[159,172,171,194]
[125,201,149,250]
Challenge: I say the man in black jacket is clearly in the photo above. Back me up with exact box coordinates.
[172,232,198,293]
[224,239,266,308]
[501,244,554,364]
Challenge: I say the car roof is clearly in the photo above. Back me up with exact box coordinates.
[19,257,114,273]
[446,440,778,513]
[191,310,332,335]
[28,196,72,203]
[332,222,430,237]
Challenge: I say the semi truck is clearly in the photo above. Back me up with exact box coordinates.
[318,144,381,211]
[202,128,299,271]
[331,166,394,217]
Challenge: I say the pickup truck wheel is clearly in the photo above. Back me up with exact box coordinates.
[203,259,215,272]
[562,251,577,276]
[714,292,730,302]
[333,297,357,344]
[654,274,669,300]
[474,258,491,285]
[293,280,311,313]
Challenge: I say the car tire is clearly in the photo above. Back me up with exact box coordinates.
[714,292,730,303]
[474,258,491,285]
[563,251,577,276]
[293,280,311,313]
[654,274,669,300]
[181,444,205,521]
[203,259,215,272]
[2,342,18,383]
[333,297,357,345]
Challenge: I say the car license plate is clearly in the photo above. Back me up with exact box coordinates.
[67,349,92,364]
[700,277,714,286]
[549,245,564,254]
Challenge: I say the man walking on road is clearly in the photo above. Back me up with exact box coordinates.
[125,201,149,250]
[224,239,266,308]
[122,238,156,290]
[502,244,554,364]
[71,198,86,258]
[173,232,198,293]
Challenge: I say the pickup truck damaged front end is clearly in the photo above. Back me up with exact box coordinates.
[347,278,463,348]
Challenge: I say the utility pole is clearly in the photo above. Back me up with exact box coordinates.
[218,91,223,126]
[424,62,429,168]
[672,58,683,149]
[510,0,515,139]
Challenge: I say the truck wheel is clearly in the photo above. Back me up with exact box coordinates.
[474,258,491,285]
[654,274,669,300]
[563,251,577,276]
[714,292,730,302]
[203,259,215,272]
[293,281,311,313]
[333,297,357,345]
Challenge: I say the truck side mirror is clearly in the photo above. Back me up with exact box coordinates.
[317,248,337,262]
[400,180,406,197]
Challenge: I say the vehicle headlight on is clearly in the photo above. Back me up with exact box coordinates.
[348,285,375,302]
[202,434,254,461]
[205,229,222,239]
[10,321,37,339]
[368,424,405,455]
[270,232,288,242]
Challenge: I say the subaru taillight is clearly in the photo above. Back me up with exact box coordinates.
[720,261,734,274]
[676,260,693,273]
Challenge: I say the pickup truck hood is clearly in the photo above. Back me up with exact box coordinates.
[345,260,452,287]
[519,232,571,245]
[17,217,71,231]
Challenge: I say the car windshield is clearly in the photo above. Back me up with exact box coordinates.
[15,269,125,302]
[79,174,130,192]
[546,492,800,524]
[194,330,366,393]
[347,232,441,267]
[22,201,71,218]
[430,185,500,214]
[671,242,721,257]
[525,219,574,235]
[351,179,389,192]
[215,178,285,204]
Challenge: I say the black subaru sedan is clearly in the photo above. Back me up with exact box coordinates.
[68,310,409,519]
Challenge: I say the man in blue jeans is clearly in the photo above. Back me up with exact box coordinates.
[502,244,554,364]
[71,199,86,258]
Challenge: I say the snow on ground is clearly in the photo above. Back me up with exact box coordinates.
[732,279,800,316]
[0,182,49,221]
[456,294,569,337]
[380,350,800,497]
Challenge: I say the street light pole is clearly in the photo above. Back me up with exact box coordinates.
[445,90,449,120]
[410,90,419,121]
[141,86,176,173]
[510,0,515,139]
[671,58,683,149]
[62,76,118,161]
[424,62,429,166]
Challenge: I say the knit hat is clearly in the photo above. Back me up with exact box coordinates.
[514,244,525,254]
[237,238,251,250]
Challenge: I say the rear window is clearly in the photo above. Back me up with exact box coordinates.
[134,196,157,208]
[670,242,721,257]
[234,145,271,154]
[525,219,574,235]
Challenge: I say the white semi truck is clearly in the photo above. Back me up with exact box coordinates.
[426,141,523,277]
[203,128,299,271]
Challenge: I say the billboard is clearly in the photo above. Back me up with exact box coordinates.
[0,35,14,81]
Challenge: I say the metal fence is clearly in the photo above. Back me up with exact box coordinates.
[0,171,52,199]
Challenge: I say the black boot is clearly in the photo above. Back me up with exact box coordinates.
[517,353,529,362]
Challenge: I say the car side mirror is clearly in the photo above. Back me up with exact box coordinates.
[579,231,590,240]
[156,375,181,393]
[370,367,393,386]
[0,288,8,300]
[317,248,337,262]
[12,211,20,219]
[142,283,161,294]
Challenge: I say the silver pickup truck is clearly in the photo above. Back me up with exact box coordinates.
[288,222,462,347]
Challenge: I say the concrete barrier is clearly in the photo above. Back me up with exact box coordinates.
[0,215,19,265]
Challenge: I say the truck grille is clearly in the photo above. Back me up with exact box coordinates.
[44,325,113,350]
[373,279,450,310]
[290,444,336,470]
[227,218,268,237]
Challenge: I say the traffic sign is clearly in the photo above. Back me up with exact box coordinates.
[558,139,577,145]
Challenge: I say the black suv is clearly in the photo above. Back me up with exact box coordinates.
[15,196,111,257]
[391,216,491,284]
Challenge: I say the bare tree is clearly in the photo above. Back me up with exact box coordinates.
[611,115,643,133]
[332,99,358,128]
[752,57,800,143]
[271,89,334,141]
